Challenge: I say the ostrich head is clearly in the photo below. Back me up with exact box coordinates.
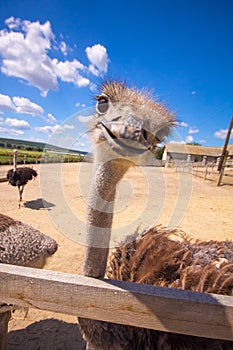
[83,81,176,278]
[89,81,175,162]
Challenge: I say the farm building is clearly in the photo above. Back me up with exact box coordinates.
[162,143,233,166]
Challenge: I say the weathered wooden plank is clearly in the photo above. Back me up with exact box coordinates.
[0,263,233,341]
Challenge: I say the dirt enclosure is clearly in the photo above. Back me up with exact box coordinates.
[0,163,233,349]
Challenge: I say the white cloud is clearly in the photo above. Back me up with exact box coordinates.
[60,41,68,55]
[47,113,57,124]
[35,125,55,134]
[0,17,105,96]
[28,136,44,142]
[52,58,89,87]
[0,126,7,133]
[88,64,99,76]
[0,117,3,125]
[179,121,188,127]
[5,17,21,30]
[199,139,206,144]
[62,124,75,130]
[0,93,44,116]
[214,128,233,140]
[0,94,15,112]
[5,117,30,129]
[191,91,196,95]
[74,141,86,148]
[0,125,24,136]
[78,115,92,123]
[168,141,186,144]
[56,136,75,148]
[13,96,44,115]
[188,127,199,134]
[186,135,194,143]
[10,129,24,136]
[76,102,86,108]
[86,44,109,76]
[89,82,97,92]
[35,123,75,134]
[0,18,56,96]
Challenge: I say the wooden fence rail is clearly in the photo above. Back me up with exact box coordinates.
[0,264,233,341]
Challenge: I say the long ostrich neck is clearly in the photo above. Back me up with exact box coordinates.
[83,148,130,278]
[13,151,17,172]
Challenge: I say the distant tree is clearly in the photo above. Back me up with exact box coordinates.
[155,146,165,159]
[35,146,43,152]
[186,142,202,146]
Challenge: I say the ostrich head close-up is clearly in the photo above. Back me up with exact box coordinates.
[89,81,175,161]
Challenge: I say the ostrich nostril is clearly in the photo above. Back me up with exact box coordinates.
[142,129,148,141]
[142,129,157,147]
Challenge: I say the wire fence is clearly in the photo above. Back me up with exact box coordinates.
[175,159,233,185]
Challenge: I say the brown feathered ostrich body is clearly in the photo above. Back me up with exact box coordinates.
[0,213,58,350]
[78,81,233,350]
[7,150,37,208]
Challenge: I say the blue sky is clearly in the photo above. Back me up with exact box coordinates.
[0,0,232,151]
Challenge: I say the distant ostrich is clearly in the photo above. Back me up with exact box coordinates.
[0,213,58,350]
[78,81,233,349]
[7,149,38,208]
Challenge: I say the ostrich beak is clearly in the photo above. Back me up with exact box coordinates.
[97,116,167,156]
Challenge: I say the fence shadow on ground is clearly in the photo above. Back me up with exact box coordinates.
[8,318,85,350]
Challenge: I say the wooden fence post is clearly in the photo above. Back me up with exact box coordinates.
[217,151,229,186]
[0,310,10,350]
[204,165,208,180]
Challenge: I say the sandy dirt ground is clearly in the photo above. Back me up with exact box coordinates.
[0,162,233,349]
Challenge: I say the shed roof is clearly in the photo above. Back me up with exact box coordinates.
[165,143,233,157]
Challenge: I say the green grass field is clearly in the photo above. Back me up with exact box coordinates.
[0,138,85,165]
[0,147,83,165]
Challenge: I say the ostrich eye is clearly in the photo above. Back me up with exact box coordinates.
[96,95,109,115]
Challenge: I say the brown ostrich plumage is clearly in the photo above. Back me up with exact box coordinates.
[0,213,58,268]
[80,228,233,350]
[108,228,233,295]
[7,167,37,187]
